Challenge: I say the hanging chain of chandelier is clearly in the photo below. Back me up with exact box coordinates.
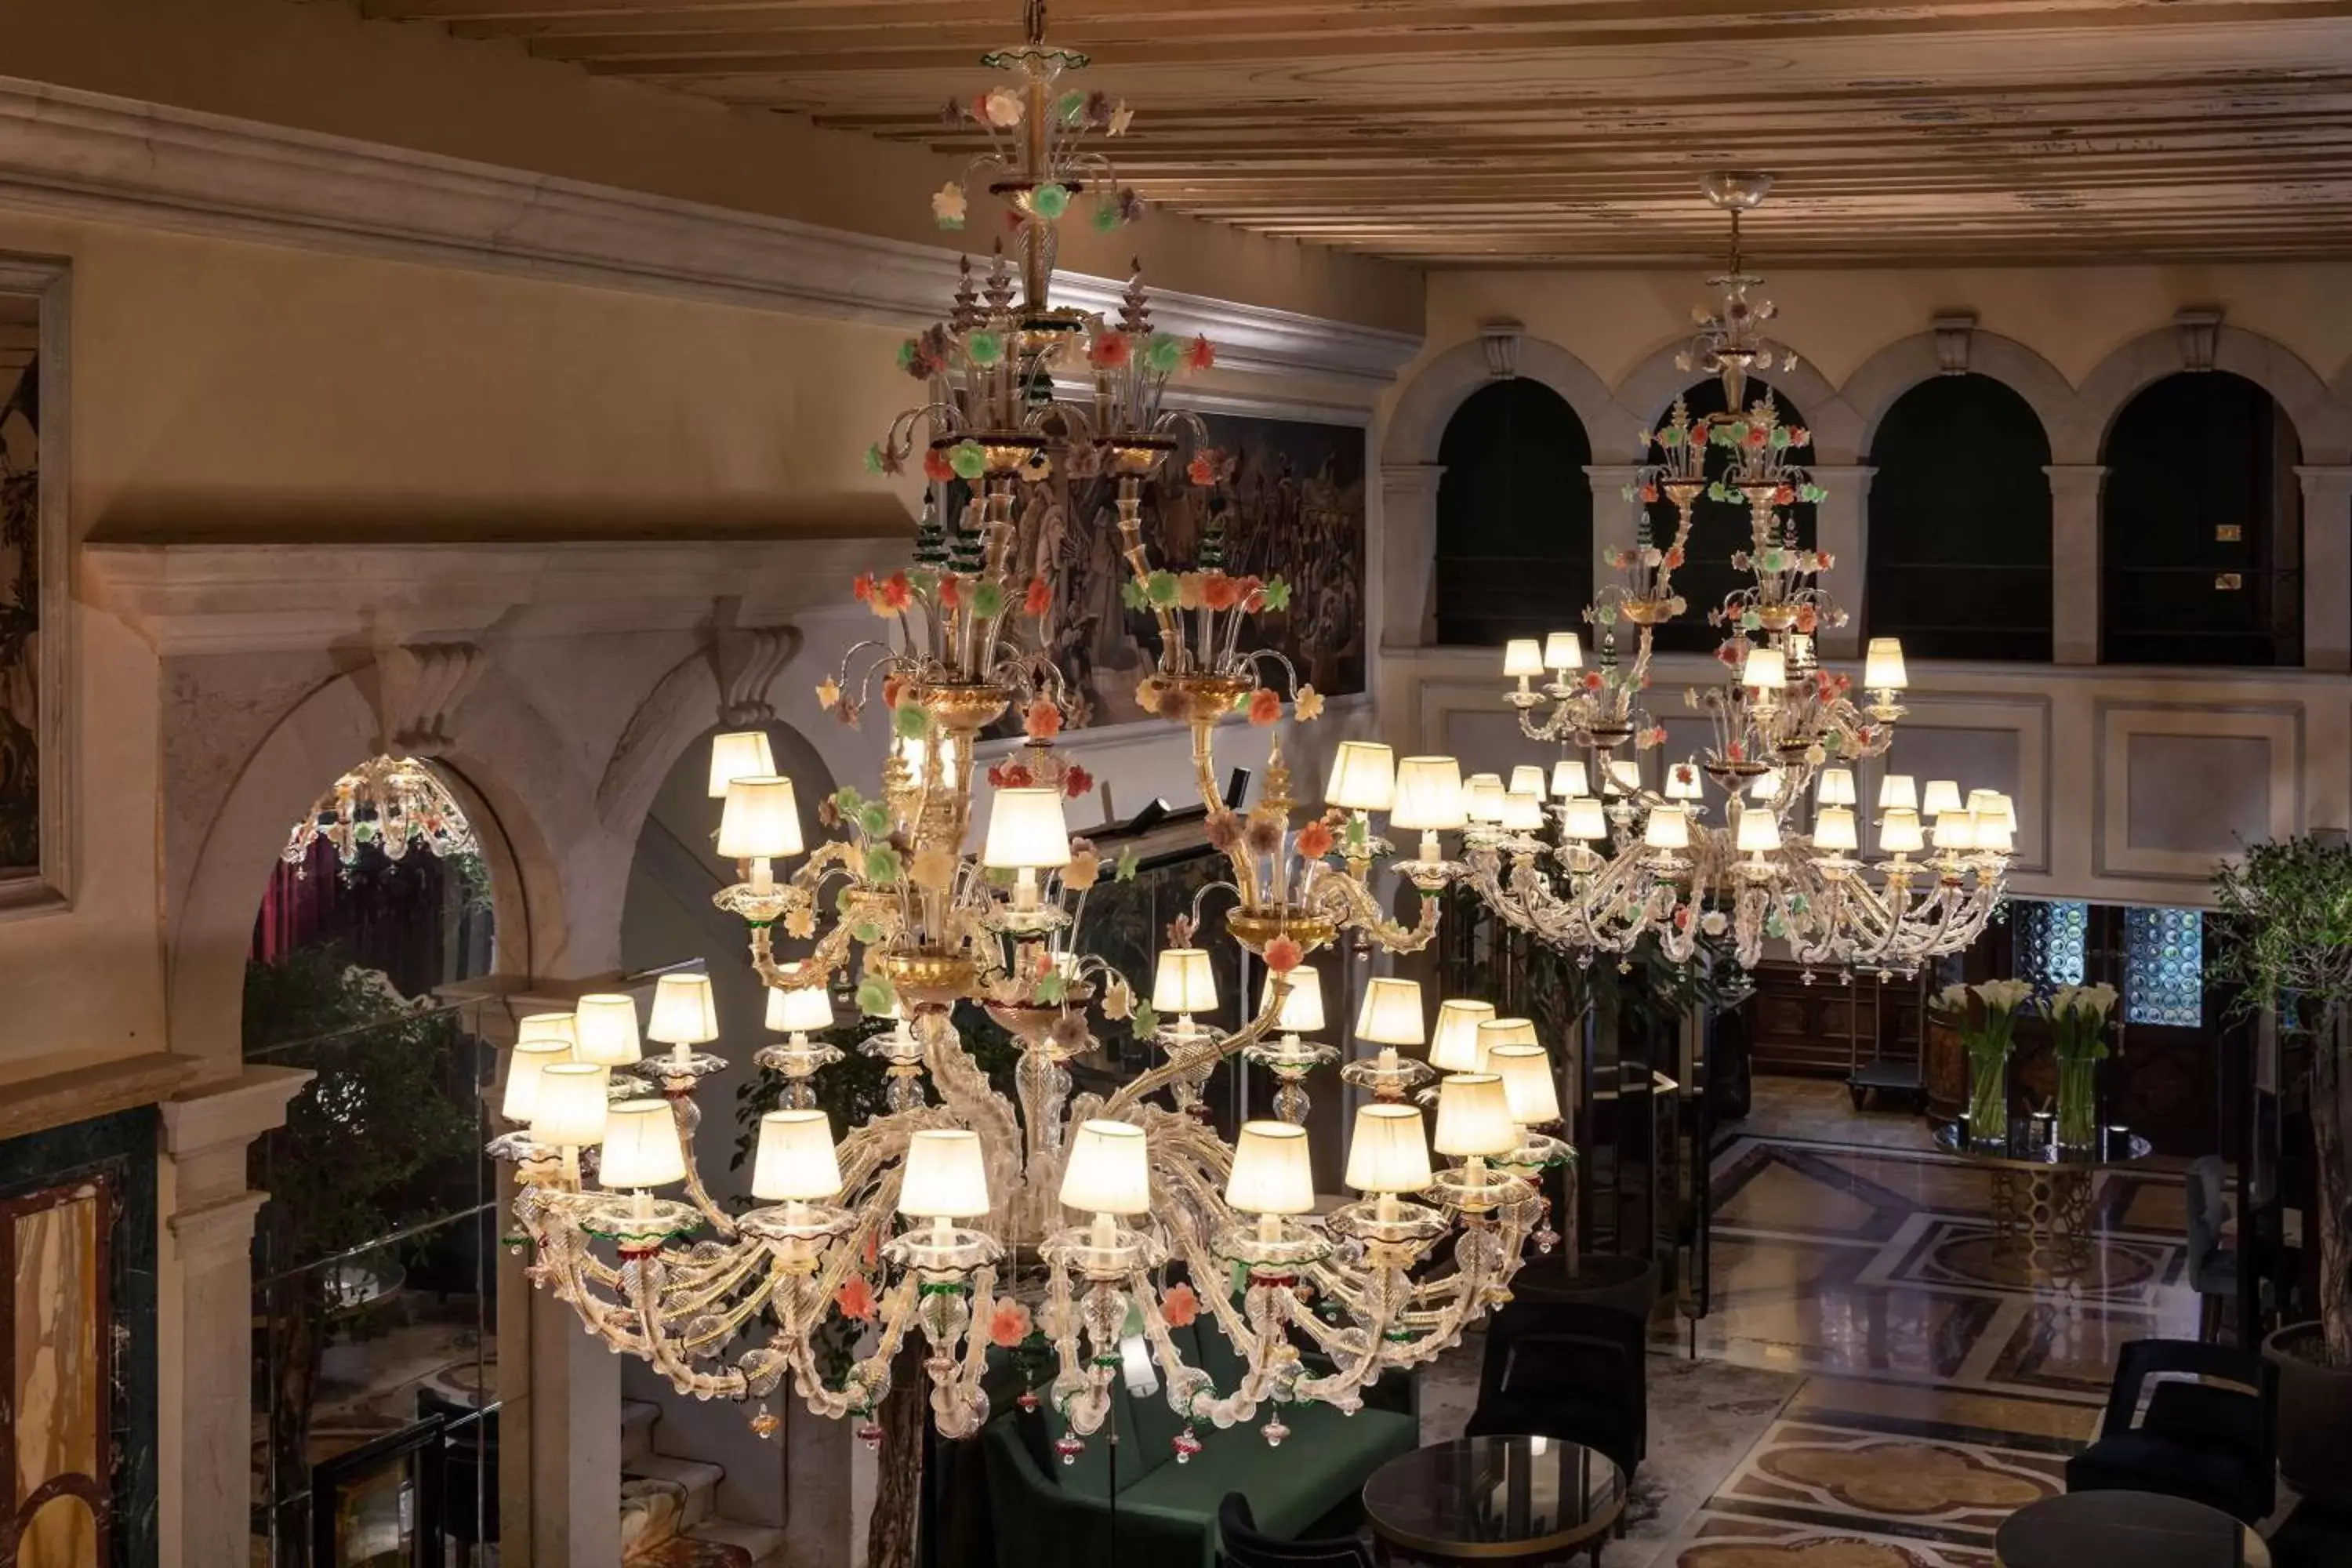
[1469,172,2013,981]
[491,10,1559,1462]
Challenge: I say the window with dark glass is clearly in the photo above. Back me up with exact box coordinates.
[2103,371,2303,666]
[1433,379,1593,647]
[1867,374,2053,661]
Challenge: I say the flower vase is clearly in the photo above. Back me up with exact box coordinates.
[2056,1056,2098,1154]
[1965,1049,2009,1149]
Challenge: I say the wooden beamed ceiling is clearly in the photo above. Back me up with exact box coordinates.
[357,0,2352,264]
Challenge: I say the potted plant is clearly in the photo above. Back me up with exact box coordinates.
[2209,833,2352,1504]
[1933,978,2033,1146]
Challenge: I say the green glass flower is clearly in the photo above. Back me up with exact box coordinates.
[892,703,931,739]
[864,846,902,883]
[1092,201,1120,234]
[833,786,865,815]
[1031,183,1070,220]
[1034,973,1069,1004]
[864,443,886,475]
[1056,90,1087,125]
[1761,548,1787,572]
[1145,571,1181,607]
[1261,577,1293,612]
[1132,1003,1160,1037]
[852,921,882,946]
[1120,579,1148,610]
[1115,848,1141,882]
[971,579,1007,619]
[1740,610,1762,631]
[855,977,898,1018]
[967,331,1005,367]
[858,801,893,837]
[1144,333,1183,375]
[949,441,989,481]
[895,339,918,371]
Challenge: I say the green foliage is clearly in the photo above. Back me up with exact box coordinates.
[241,945,481,1272]
[2211,833,2352,1034]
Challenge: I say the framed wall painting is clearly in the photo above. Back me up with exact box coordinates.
[0,256,69,915]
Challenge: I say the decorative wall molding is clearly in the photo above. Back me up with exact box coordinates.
[82,536,892,656]
[0,78,1421,388]
[0,1050,200,1143]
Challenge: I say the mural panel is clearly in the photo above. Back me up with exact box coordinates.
[1007,408,1367,731]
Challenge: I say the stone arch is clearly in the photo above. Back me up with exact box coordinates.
[1842,328,2090,463]
[1611,340,1860,463]
[1381,336,1631,648]
[1382,336,1629,467]
[167,661,608,1070]
[2079,324,2351,464]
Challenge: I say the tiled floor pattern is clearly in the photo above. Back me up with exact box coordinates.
[1642,1081,2198,1568]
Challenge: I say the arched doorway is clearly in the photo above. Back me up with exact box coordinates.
[2103,371,2303,666]
[243,755,503,1566]
[1646,377,1813,654]
[1433,379,1593,646]
[1868,374,2054,662]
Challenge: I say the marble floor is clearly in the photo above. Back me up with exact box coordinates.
[1635,1076,2205,1568]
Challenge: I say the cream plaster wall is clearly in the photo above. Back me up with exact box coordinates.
[0,209,952,1087]
[0,0,1421,335]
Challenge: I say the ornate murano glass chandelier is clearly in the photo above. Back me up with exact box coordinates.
[1465,173,2012,979]
[492,7,1554,1461]
[281,755,478,870]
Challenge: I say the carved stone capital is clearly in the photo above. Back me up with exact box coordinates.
[714,621,800,728]
[372,640,485,757]
[1479,318,1525,381]
[1932,311,1977,376]
[2176,307,2224,372]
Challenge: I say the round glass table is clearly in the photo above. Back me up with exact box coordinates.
[1361,1434,1626,1566]
[1935,1120,2151,1276]
[1994,1489,2270,1567]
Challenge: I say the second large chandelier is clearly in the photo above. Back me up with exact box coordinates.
[1466,173,2012,978]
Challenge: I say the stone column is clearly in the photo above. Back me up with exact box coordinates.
[458,983,625,1568]
[158,1066,312,1568]
[1584,465,1646,614]
[2297,466,2352,673]
[1377,463,1444,649]
[2044,465,2107,666]
[1809,465,1875,660]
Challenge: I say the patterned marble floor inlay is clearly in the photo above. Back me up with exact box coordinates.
[1642,1079,2202,1568]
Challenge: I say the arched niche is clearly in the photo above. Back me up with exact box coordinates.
[168,665,601,1069]
[2102,370,2304,666]
[1432,379,1594,646]
[2080,324,2350,465]
[1383,336,1627,468]
[1642,376,1814,655]
[1844,328,2090,464]
[1867,373,2055,662]
[1380,336,1628,648]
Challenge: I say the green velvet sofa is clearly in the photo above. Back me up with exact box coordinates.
[979,1323,1418,1568]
